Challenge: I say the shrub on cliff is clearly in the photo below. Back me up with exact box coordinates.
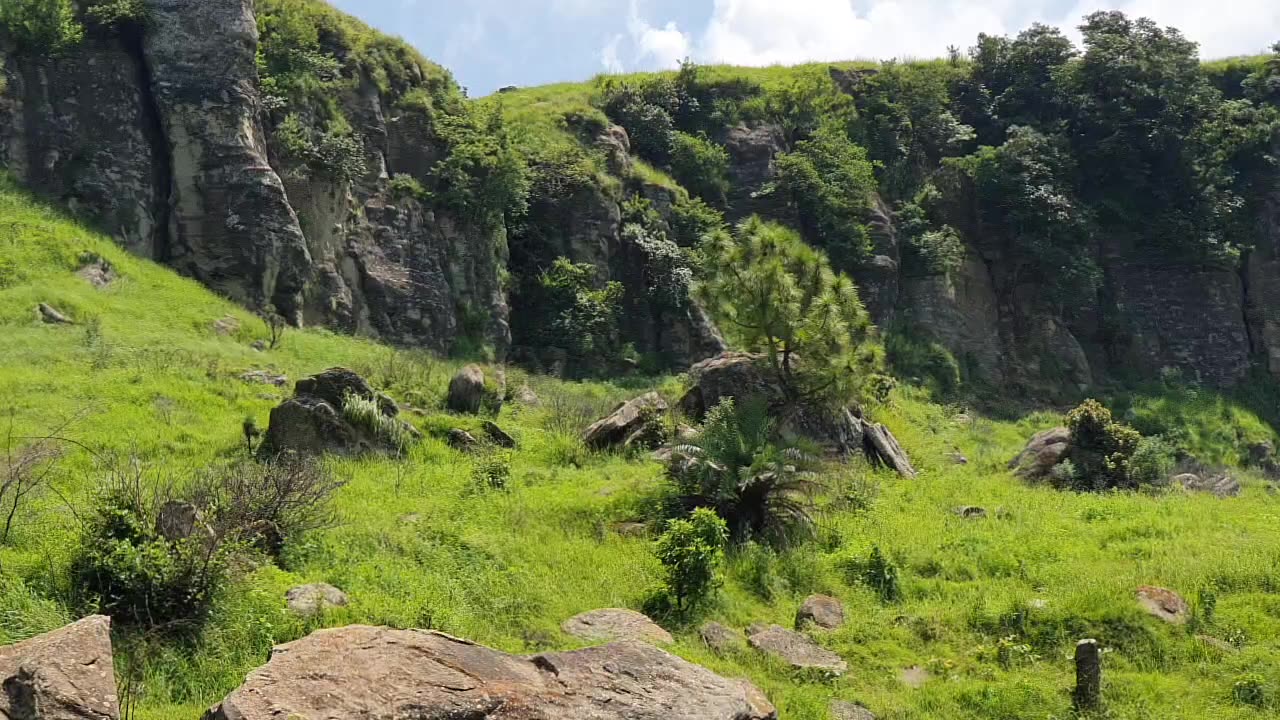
[0,0,82,53]
[526,258,625,376]
[669,132,730,205]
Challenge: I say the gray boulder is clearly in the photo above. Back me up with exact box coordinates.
[1009,427,1072,480]
[700,622,744,653]
[796,595,845,630]
[37,303,72,325]
[0,615,120,720]
[1137,586,1190,625]
[447,364,487,414]
[286,583,349,618]
[260,368,415,456]
[202,626,776,720]
[582,393,668,451]
[562,608,673,645]
[746,624,847,676]
[1176,472,1242,498]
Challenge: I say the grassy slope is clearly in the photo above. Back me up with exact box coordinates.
[1,172,1279,720]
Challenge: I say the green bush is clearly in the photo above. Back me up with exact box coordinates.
[388,173,430,202]
[669,196,725,247]
[0,0,83,53]
[471,451,512,492]
[599,86,675,163]
[885,328,962,398]
[669,132,730,205]
[526,258,625,377]
[1126,435,1176,488]
[666,397,819,545]
[1063,399,1143,490]
[772,124,878,269]
[654,508,728,611]
[71,468,233,629]
[84,0,147,29]
[1232,674,1269,708]
[864,545,902,603]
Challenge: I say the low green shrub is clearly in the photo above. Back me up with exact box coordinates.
[1126,435,1176,488]
[71,465,233,629]
[341,392,413,451]
[864,545,902,603]
[654,508,728,612]
[1063,399,1143,491]
[668,131,730,204]
[471,451,512,491]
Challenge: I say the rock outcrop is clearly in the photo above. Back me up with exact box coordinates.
[203,626,776,720]
[0,616,120,720]
[582,393,668,450]
[1136,586,1190,625]
[259,368,416,456]
[447,364,488,414]
[796,595,846,630]
[1009,427,1072,481]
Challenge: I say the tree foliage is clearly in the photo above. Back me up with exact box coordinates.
[525,259,624,376]
[698,217,882,406]
[654,507,728,611]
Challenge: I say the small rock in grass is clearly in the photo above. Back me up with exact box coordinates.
[700,622,743,653]
[447,429,479,450]
[213,315,241,336]
[796,595,845,630]
[746,624,847,676]
[286,583,349,617]
[953,506,987,519]
[1137,586,1190,625]
[831,700,876,720]
[900,665,931,688]
[562,609,672,645]
[37,303,72,324]
[482,420,517,448]
[240,370,289,387]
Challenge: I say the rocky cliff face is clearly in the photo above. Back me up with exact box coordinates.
[0,0,507,355]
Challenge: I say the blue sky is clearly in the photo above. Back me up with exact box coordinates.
[328,0,1280,97]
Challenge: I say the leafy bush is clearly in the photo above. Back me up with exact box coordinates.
[669,132,730,205]
[271,115,367,182]
[72,463,232,629]
[432,106,530,225]
[471,451,512,491]
[666,398,819,545]
[885,328,962,398]
[669,196,725,247]
[772,123,878,269]
[654,508,728,611]
[388,173,430,202]
[1062,399,1143,490]
[1126,435,1176,488]
[864,545,902,603]
[0,0,83,53]
[84,0,147,29]
[525,258,625,376]
[1232,674,1269,709]
[599,85,676,163]
[622,223,693,310]
[698,217,883,407]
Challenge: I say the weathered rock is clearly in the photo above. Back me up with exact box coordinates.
[142,0,311,319]
[512,384,541,406]
[286,583,349,618]
[700,622,744,653]
[259,368,412,456]
[37,303,71,325]
[796,595,845,630]
[1137,586,1190,625]
[724,124,788,222]
[831,700,877,720]
[482,420,517,449]
[1009,427,1072,480]
[212,316,241,336]
[562,608,673,645]
[76,256,117,289]
[239,370,289,387]
[0,616,120,720]
[447,428,480,450]
[155,501,213,544]
[899,251,1005,383]
[746,624,847,675]
[953,506,988,519]
[681,353,866,456]
[447,364,487,414]
[1073,639,1102,712]
[595,124,633,176]
[1176,472,1242,498]
[948,451,970,465]
[582,393,668,450]
[202,626,776,720]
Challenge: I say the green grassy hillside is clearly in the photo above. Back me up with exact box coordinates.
[2,174,1280,718]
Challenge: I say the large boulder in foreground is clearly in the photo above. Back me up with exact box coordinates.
[447,364,487,414]
[260,368,416,456]
[582,393,668,450]
[202,626,776,720]
[0,615,120,720]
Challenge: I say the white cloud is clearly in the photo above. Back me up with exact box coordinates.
[601,34,626,73]
[602,0,1280,73]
